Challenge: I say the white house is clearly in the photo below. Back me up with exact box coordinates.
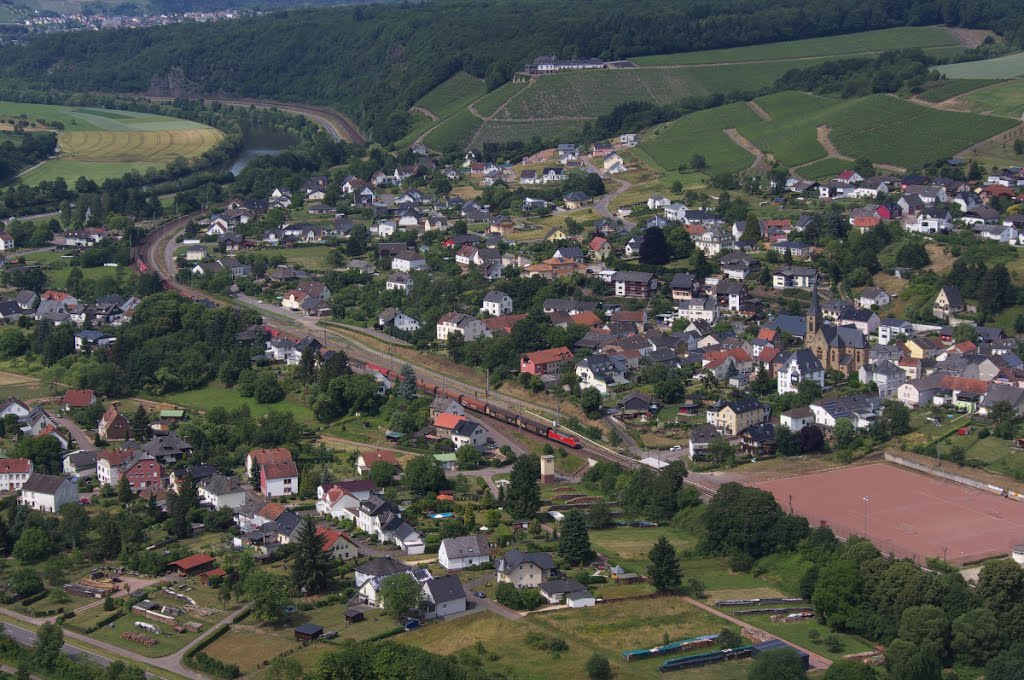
[0,459,32,492]
[776,349,825,395]
[877,318,913,345]
[773,267,816,290]
[438,535,491,570]
[197,474,247,510]
[858,287,890,309]
[575,355,628,395]
[421,575,466,620]
[378,308,421,333]
[436,312,487,342]
[391,250,428,273]
[0,232,15,251]
[19,474,77,513]
[451,420,487,449]
[858,360,905,398]
[481,291,513,317]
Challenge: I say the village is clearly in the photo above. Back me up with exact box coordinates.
[5,110,1024,680]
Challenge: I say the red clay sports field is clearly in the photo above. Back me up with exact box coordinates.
[754,463,1024,565]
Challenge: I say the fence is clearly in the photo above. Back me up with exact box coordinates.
[884,452,1024,504]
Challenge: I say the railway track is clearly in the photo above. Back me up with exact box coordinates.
[138,216,652,472]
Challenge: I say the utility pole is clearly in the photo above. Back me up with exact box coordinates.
[863,496,869,537]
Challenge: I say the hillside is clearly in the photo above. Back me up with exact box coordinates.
[0,0,1019,144]
[633,92,1017,177]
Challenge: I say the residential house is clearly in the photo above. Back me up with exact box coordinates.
[261,458,298,498]
[391,250,428,273]
[0,459,32,492]
[74,330,116,351]
[60,389,95,412]
[773,267,817,290]
[810,395,882,430]
[520,347,575,376]
[19,474,76,513]
[421,575,467,620]
[317,527,360,561]
[858,287,890,309]
[575,355,629,394]
[481,291,513,317]
[97,405,130,441]
[451,420,487,449]
[612,271,658,298]
[439,534,491,570]
[707,398,770,436]
[197,475,246,510]
[386,273,413,295]
[436,312,487,342]
[838,308,881,336]
[496,550,555,586]
[776,349,825,395]
[378,308,421,333]
[62,451,96,479]
[720,252,759,280]
[878,318,913,345]
[859,359,906,398]
[933,286,965,319]
[688,424,719,461]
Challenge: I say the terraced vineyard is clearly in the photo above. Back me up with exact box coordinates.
[415,72,487,119]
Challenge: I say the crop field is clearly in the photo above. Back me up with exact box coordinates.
[939,52,1024,79]
[916,78,1001,103]
[959,79,1024,118]
[415,72,487,119]
[473,81,528,117]
[422,107,482,151]
[635,102,762,174]
[0,101,222,185]
[634,26,960,65]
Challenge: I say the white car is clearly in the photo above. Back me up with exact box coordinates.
[669,445,682,452]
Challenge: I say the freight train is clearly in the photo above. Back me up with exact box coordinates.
[365,362,582,449]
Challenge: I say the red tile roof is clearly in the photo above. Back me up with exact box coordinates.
[167,554,215,571]
[0,459,31,474]
[434,413,466,431]
[257,502,287,520]
[61,389,95,408]
[358,451,399,467]
[263,460,298,480]
[522,346,575,365]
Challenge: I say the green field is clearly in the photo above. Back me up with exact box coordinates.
[634,26,960,66]
[737,92,836,167]
[916,79,1002,103]
[939,52,1024,79]
[422,107,483,151]
[635,102,762,174]
[403,601,752,680]
[415,72,487,119]
[158,381,315,422]
[0,101,222,185]
[283,245,335,271]
[959,79,1024,119]
[475,119,584,145]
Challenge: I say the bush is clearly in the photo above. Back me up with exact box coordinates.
[824,634,844,653]
[728,552,754,572]
[718,627,743,648]
[495,582,543,611]
[525,631,569,653]
[188,652,241,679]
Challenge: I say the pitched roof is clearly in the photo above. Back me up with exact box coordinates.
[498,550,555,572]
[441,534,490,560]
[61,389,95,408]
[263,460,298,480]
[356,556,410,578]
[167,554,215,571]
[522,346,574,365]
[0,459,31,474]
[423,574,465,604]
[434,413,466,430]
[358,450,399,467]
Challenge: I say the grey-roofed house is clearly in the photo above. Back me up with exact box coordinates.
[496,550,556,587]
[538,579,593,606]
[62,450,97,478]
[19,473,77,513]
[439,535,491,570]
[421,575,466,620]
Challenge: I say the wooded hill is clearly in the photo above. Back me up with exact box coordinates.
[2,0,1022,144]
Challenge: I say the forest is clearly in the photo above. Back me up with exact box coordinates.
[2,0,1023,144]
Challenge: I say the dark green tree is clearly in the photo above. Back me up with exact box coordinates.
[292,516,331,595]
[586,653,612,680]
[586,500,613,529]
[648,536,681,593]
[639,227,669,265]
[397,364,418,399]
[558,509,594,566]
[116,474,133,504]
[296,348,318,384]
[748,647,807,680]
[380,572,422,620]
[403,455,446,495]
[506,455,541,519]
[35,622,64,670]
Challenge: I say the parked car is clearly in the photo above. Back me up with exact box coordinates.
[473,591,486,598]
[669,445,682,451]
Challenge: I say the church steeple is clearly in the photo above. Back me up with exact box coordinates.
[807,285,822,335]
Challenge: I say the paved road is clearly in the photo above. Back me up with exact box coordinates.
[463,574,522,620]
[2,620,162,678]
[57,415,96,452]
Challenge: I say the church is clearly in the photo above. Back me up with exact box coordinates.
[804,287,868,376]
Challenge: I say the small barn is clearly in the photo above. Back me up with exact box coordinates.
[167,554,216,577]
[294,623,324,641]
[344,609,365,624]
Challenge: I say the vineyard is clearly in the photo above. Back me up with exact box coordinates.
[915,79,1000,103]
[634,25,961,66]
[422,107,482,151]
[736,92,836,167]
[414,72,487,119]
[474,119,584,146]
[635,102,762,175]
[473,81,528,117]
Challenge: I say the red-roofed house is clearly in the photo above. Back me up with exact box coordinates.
[588,236,611,261]
[853,216,881,232]
[61,389,95,410]
[520,346,575,375]
[96,448,134,486]
[316,527,359,560]
[97,405,130,441]
[261,459,298,498]
[482,314,528,336]
[434,413,466,436]
[702,348,754,380]
[356,450,400,475]
[757,328,779,343]
[167,554,216,577]
[245,447,293,477]
[0,459,32,492]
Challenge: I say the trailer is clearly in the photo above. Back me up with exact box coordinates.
[519,417,549,436]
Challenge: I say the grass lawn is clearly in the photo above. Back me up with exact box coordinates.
[69,602,125,632]
[965,436,1024,480]
[959,79,1024,118]
[741,615,875,661]
[590,526,697,574]
[294,606,397,640]
[404,600,751,680]
[284,245,336,271]
[158,381,315,423]
[202,626,302,674]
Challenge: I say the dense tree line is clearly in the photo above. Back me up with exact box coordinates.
[0,130,56,182]
[1,0,1018,143]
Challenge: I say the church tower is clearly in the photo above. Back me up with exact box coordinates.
[806,285,822,335]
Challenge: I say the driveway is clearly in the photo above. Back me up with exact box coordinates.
[57,415,96,452]
[463,574,523,620]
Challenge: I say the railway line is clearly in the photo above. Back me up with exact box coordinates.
[138,216,649,473]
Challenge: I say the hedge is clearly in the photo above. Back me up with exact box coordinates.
[185,623,233,658]
[186,651,240,679]
[85,611,124,633]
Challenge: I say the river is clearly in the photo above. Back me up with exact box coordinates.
[229,128,296,175]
